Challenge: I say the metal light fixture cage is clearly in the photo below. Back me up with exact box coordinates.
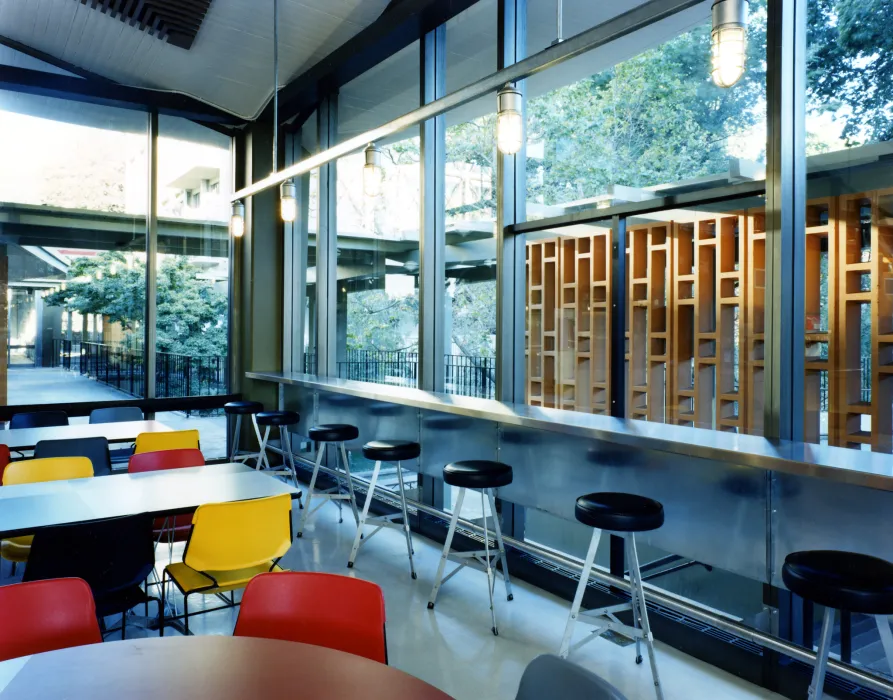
[363,144,383,198]
[230,200,245,237]
[280,180,297,222]
[496,84,523,155]
[711,0,747,88]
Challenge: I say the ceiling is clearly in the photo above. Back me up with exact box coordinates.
[0,0,391,120]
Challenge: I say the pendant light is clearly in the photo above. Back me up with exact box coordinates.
[280,180,296,222]
[496,84,523,155]
[363,144,383,198]
[711,0,747,88]
[231,201,245,237]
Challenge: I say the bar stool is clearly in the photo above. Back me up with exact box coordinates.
[296,424,361,537]
[782,550,893,700]
[223,401,265,465]
[427,460,514,636]
[347,439,419,579]
[560,492,665,700]
[256,411,301,493]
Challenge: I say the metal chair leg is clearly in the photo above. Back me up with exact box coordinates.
[395,460,416,579]
[159,571,166,637]
[628,534,664,700]
[482,489,498,635]
[348,460,383,568]
[256,426,271,471]
[809,606,835,700]
[487,489,513,602]
[251,415,269,470]
[296,443,324,537]
[339,442,361,526]
[876,614,893,678]
[559,527,601,658]
[428,488,465,609]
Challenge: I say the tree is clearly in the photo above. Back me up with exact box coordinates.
[807,0,893,145]
[346,288,419,353]
[44,251,227,357]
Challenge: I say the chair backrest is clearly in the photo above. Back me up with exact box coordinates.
[0,444,10,484]
[2,457,94,486]
[134,429,199,455]
[34,437,112,477]
[9,411,69,430]
[185,494,292,573]
[234,572,387,663]
[89,407,143,424]
[515,655,629,700]
[24,514,156,598]
[0,578,102,662]
[128,448,205,473]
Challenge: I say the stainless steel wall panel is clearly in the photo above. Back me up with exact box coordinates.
[420,410,498,479]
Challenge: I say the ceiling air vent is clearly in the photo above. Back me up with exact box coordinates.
[76,0,214,50]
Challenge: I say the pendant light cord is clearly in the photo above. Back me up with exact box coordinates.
[273,0,279,172]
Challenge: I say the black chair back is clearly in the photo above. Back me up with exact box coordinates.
[24,513,155,615]
[515,655,629,700]
[9,411,69,430]
[34,437,112,477]
[89,407,143,424]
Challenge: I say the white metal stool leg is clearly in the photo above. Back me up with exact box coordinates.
[339,442,361,526]
[428,488,465,609]
[876,615,893,678]
[229,415,242,461]
[809,607,835,700]
[395,460,417,579]
[559,527,602,657]
[348,459,382,569]
[482,489,498,635]
[628,534,663,700]
[487,489,514,602]
[296,443,325,537]
[252,415,270,470]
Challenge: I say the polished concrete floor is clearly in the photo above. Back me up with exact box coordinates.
[134,495,802,700]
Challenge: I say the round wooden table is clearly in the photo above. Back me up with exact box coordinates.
[0,636,453,699]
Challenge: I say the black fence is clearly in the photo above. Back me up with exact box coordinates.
[324,350,496,399]
[52,339,227,400]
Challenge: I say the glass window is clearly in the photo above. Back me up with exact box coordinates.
[803,0,893,454]
[525,2,767,221]
[445,0,497,93]
[0,91,148,406]
[154,115,231,458]
[335,42,421,389]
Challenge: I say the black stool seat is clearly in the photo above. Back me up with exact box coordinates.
[575,493,664,532]
[362,440,420,462]
[224,400,264,415]
[443,460,512,489]
[256,410,300,427]
[782,550,893,615]
[309,424,359,442]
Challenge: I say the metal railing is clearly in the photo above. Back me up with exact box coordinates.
[51,339,227,400]
[332,350,496,399]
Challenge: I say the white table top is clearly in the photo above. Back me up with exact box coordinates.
[0,462,300,538]
[1,420,172,450]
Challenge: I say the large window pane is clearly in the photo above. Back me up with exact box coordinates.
[155,115,231,457]
[803,0,893,455]
[0,90,148,405]
[525,2,766,220]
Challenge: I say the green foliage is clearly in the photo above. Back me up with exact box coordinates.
[450,279,496,357]
[44,251,227,357]
[808,0,893,144]
[346,288,419,353]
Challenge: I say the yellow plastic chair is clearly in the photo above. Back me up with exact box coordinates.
[160,493,293,635]
[1,457,94,565]
[134,430,199,455]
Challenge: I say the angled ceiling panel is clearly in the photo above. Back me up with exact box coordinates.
[0,0,391,119]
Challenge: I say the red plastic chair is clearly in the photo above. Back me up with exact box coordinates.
[234,572,388,664]
[0,444,10,484]
[0,578,102,662]
[128,449,205,541]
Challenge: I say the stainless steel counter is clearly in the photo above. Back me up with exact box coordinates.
[246,370,893,491]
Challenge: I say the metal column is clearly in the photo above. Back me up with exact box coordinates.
[145,110,158,401]
[316,95,339,378]
[419,25,447,393]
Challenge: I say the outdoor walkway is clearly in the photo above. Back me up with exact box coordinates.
[6,368,227,459]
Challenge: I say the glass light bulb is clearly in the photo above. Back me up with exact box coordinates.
[711,25,746,88]
[230,213,245,237]
[280,195,297,222]
[497,110,523,155]
[364,163,382,198]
